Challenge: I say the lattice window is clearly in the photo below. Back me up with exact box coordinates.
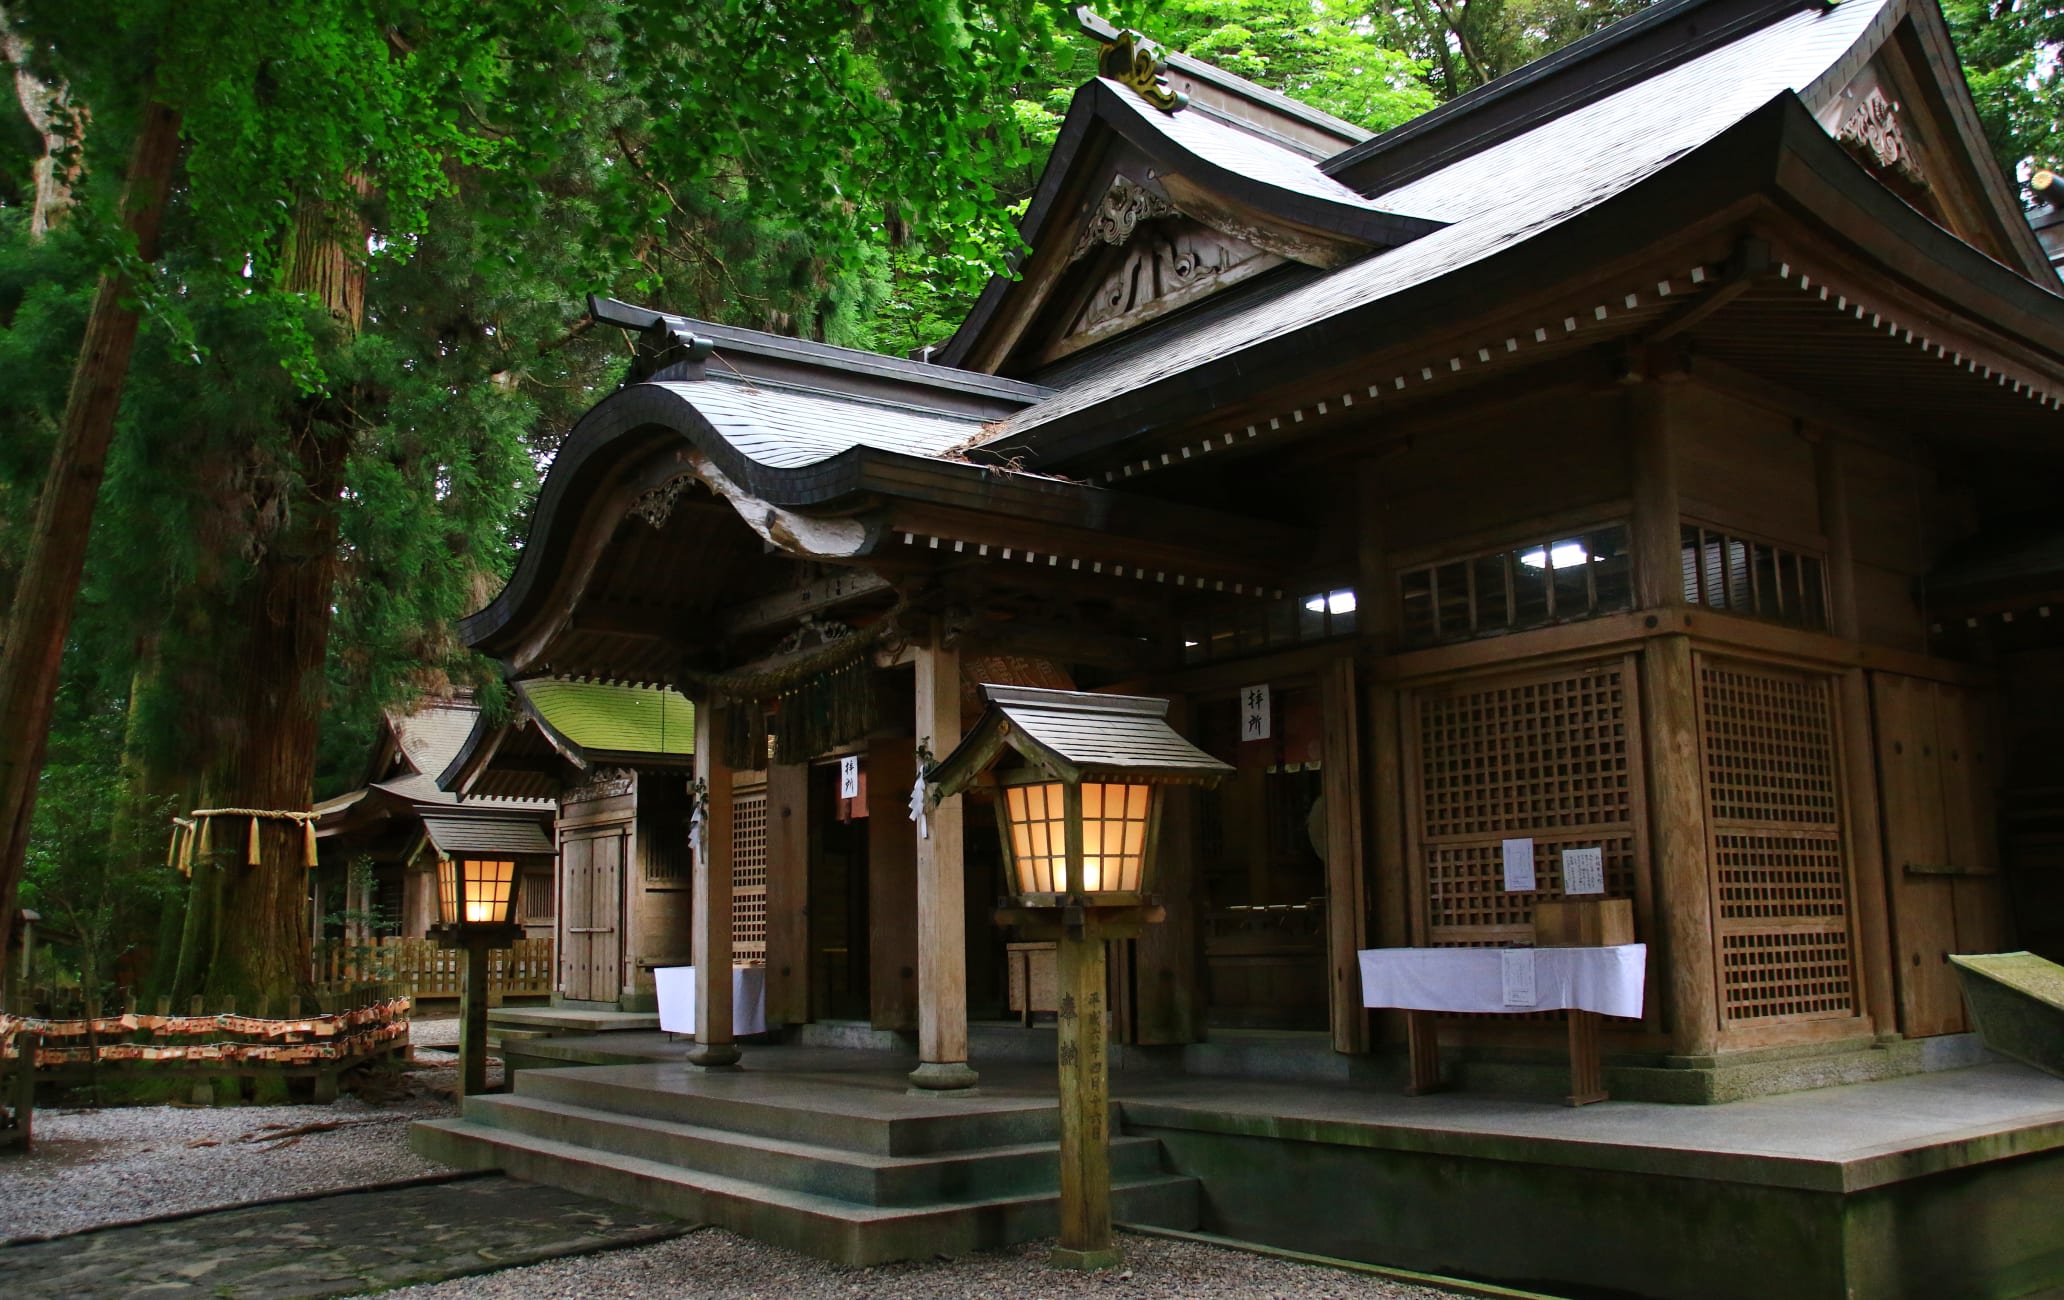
[1419,667,1635,840]
[1413,660,1645,950]
[731,786,769,965]
[1696,659,1855,1024]
[1400,524,1633,648]
[1680,523,1829,632]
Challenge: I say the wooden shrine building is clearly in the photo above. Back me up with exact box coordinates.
[314,695,555,948]
[440,679,696,1009]
[450,0,2064,1098]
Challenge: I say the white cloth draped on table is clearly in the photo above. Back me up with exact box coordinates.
[1358,945,1647,1019]
[653,965,770,1036]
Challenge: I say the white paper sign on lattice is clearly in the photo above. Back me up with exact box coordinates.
[1562,846,1605,895]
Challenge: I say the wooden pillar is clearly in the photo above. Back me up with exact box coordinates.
[1133,702,1200,1044]
[1815,435,1860,641]
[1051,924,1119,1270]
[1642,635,1720,1057]
[1320,656,1368,1053]
[866,738,919,1031]
[688,701,738,1068]
[1628,383,1684,612]
[910,629,976,1091]
[765,761,810,1027]
[1367,682,1410,1043]
[1838,667,1898,1036]
[460,935,492,1096]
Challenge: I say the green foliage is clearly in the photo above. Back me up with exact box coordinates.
[1158,0,1435,128]
[1367,0,1651,101]
[1942,0,2064,182]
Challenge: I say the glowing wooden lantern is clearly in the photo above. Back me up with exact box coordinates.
[436,857,518,928]
[926,685,1227,1272]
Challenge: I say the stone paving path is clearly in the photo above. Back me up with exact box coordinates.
[0,1174,687,1298]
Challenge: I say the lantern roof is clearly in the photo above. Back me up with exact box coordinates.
[930,685,1232,794]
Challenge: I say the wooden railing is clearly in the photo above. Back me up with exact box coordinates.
[315,937,553,1000]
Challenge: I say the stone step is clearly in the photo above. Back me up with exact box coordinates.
[515,1065,1067,1156]
[464,1093,1167,1207]
[409,1118,1200,1267]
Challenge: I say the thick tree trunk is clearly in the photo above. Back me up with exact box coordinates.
[0,98,181,971]
[200,186,366,1007]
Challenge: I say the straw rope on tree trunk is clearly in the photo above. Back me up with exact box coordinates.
[166,808,321,875]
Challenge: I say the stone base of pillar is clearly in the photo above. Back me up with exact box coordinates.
[1048,1245,1124,1271]
[685,1043,741,1069]
[906,1060,980,1093]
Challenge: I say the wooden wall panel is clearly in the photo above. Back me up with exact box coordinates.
[1377,391,1627,551]
[867,738,920,1032]
[1675,384,1819,545]
[1133,700,1201,1045]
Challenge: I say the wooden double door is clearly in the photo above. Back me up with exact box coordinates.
[560,825,626,1003]
[1871,674,2014,1037]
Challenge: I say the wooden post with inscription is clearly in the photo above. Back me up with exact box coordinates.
[1052,918,1119,1270]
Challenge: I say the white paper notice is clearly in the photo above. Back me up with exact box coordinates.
[1501,838,1536,892]
[1562,846,1605,895]
[838,755,860,800]
[1501,949,1538,1008]
[1240,684,1272,741]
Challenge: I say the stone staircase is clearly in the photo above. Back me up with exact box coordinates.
[410,1061,1199,1265]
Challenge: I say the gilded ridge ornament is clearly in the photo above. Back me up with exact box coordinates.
[1076,7,1187,113]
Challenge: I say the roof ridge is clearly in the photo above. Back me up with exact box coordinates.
[1320,0,1828,191]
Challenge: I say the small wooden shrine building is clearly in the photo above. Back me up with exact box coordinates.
[451,0,2064,1097]
[440,679,696,1010]
[313,695,555,945]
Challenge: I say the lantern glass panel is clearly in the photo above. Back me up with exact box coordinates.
[1004,782,1068,895]
[1080,782,1153,894]
[457,858,516,924]
[437,858,458,925]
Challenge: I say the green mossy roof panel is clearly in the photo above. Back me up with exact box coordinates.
[519,680,695,757]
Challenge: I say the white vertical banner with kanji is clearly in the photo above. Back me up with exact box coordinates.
[1241,683,1272,741]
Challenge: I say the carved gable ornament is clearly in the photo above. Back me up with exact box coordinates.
[1072,177,1177,262]
[1836,88,1926,188]
[1049,206,1280,360]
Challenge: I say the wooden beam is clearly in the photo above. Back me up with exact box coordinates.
[721,570,892,639]
[764,762,810,1027]
[687,701,739,1067]
[910,625,976,1090]
[1366,680,1410,1045]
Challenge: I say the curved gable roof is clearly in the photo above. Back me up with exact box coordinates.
[937,77,1443,373]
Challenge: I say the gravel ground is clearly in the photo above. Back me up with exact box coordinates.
[0,1036,487,1242]
[362,1228,1475,1300]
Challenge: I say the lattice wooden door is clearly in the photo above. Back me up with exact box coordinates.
[1694,657,1857,1029]
[1407,656,1652,960]
[732,786,770,966]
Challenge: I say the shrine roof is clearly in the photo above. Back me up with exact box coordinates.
[518,679,695,760]
[651,375,990,470]
[984,0,1899,452]
[385,700,477,783]
[419,813,555,859]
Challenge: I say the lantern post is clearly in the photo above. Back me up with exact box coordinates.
[926,686,1228,1270]
[428,857,521,1096]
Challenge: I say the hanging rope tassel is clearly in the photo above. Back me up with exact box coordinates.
[302,817,319,869]
[179,821,197,877]
[165,821,183,869]
[197,815,213,857]
[247,816,262,867]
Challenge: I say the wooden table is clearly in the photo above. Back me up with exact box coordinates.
[1358,945,1646,1107]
